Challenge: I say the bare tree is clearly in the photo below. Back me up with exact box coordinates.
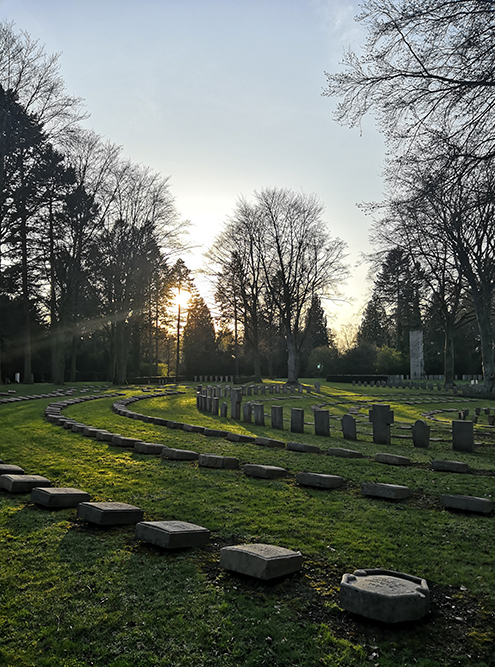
[324,0,495,155]
[210,189,347,383]
[369,139,495,388]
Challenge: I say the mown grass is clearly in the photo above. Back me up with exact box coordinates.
[0,381,494,666]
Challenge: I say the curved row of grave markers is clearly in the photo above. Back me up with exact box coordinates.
[37,390,493,516]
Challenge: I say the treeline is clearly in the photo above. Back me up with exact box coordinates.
[325,0,495,389]
[0,22,187,384]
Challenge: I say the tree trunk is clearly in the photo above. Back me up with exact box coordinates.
[286,330,298,383]
[114,317,128,385]
[69,332,78,383]
[443,322,455,387]
[477,307,495,391]
[51,324,65,385]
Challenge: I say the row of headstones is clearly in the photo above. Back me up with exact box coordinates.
[38,394,495,516]
[197,393,479,454]
[457,406,495,425]
[354,378,495,397]
[194,375,234,383]
[196,382,314,400]
[107,395,495,515]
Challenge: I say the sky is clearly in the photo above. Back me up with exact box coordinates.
[0,0,386,332]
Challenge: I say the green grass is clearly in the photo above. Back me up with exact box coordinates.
[0,381,494,666]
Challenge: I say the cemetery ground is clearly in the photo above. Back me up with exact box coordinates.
[0,382,494,667]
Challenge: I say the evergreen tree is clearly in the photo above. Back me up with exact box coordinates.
[182,295,216,378]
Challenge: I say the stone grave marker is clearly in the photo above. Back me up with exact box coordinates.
[198,453,239,469]
[0,464,24,475]
[231,389,242,420]
[220,402,228,418]
[253,403,265,426]
[361,482,411,499]
[255,436,285,449]
[220,543,302,580]
[242,464,287,479]
[161,448,199,460]
[31,487,90,508]
[242,402,252,423]
[314,409,330,437]
[290,408,304,433]
[314,382,321,392]
[369,404,394,445]
[135,520,210,549]
[452,420,474,452]
[296,472,343,489]
[374,453,410,466]
[1,475,51,493]
[412,419,430,448]
[432,460,469,474]
[441,494,493,514]
[327,447,363,458]
[271,405,284,430]
[340,569,430,623]
[341,414,357,441]
[77,501,144,526]
[287,442,321,454]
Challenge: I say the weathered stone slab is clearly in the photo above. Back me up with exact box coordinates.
[77,501,144,525]
[253,403,265,426]
[271,405,284,430]
[71,423,86,433]
[374,453,410,466]
[1,475,52,493]
[198,453,239,469]
[160,447,199,460]
[203,428,229,437]
[327,448,363,459]
[441,494,494,514]
[340,569,430,623]
[111,435,143,448]
[296,472,344,489]
[369,404,394,445]
[432,460,469,474]
[167,421,185,429]
[95,430,114,442]
[220,543,302,580]
[254,437,285,449]
[82,427,98,437]
[242,464,287,479]
[31,487,90,508]
[152,417,169,426]
[452,420,475,452]
[182,424,205,434]
[361,482,411,499]
[314,410,330,437]
[287,442,321,454]
[224,432,256,443]
[412,419,430,448]
[341,414,357,441]
[135,520,210,549]
[290,408,304,433]
[134,442,167,454]
[0,464,24,475]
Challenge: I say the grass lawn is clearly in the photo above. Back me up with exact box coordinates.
[0,380,494,666]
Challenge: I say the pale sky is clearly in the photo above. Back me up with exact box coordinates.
[0,0,386,331]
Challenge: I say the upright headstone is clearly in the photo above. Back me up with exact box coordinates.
[242,402,252,423]
[452,420,475,452]
[369,404,394,445]
[341,414,357,441]
[314,410,330,437]
[314,382,321,393]
[231,389,242,420]
[412,419,430,448]
[253,403,265,426]
[211,397,219,416]
[290,408,304,433]
[220,402,228,418]
[271,405,284,430]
